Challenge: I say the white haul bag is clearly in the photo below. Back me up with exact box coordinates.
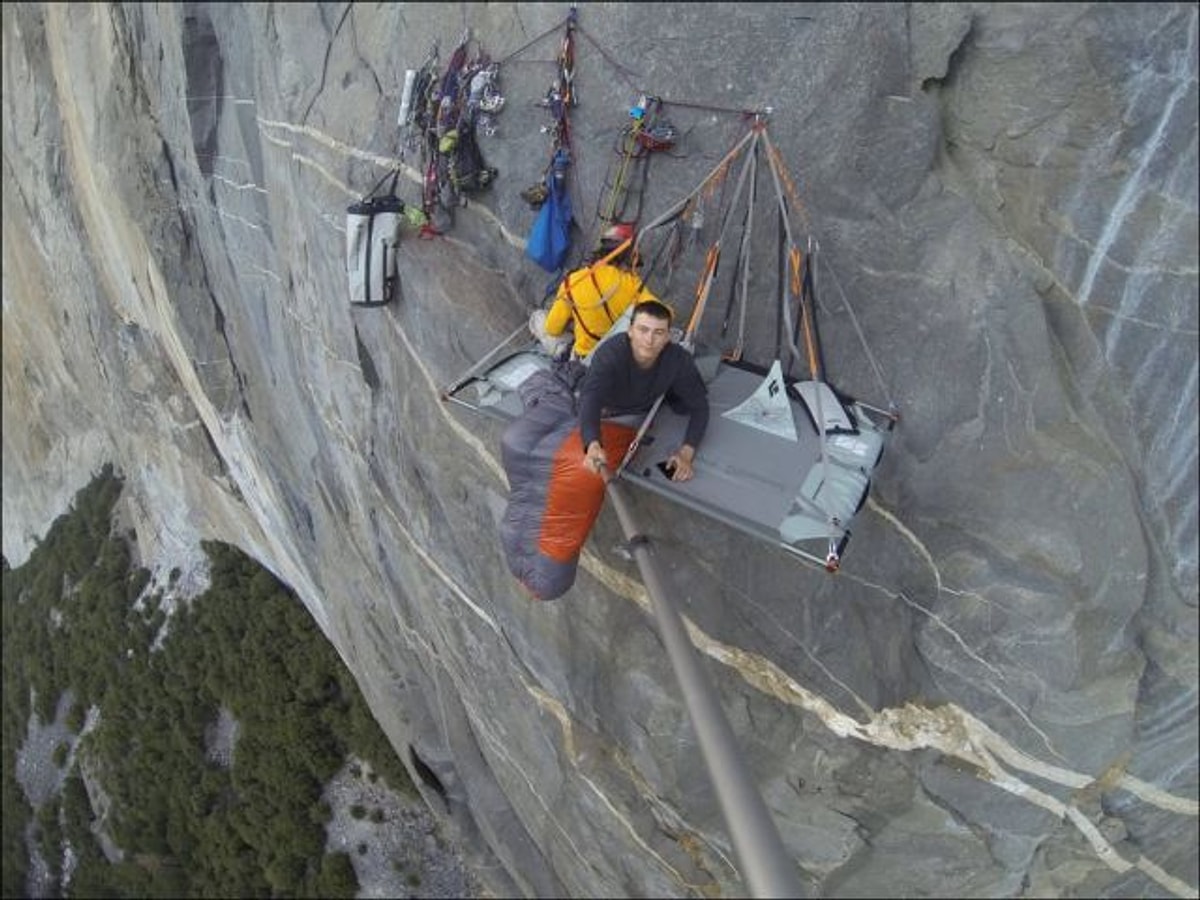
[346,170,404,307]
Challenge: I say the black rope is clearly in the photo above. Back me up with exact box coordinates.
[804,256,827,379]
[721,140,758,341]
[569,23,763,121]
[362,166,400,200]
[789,253,810,376]
[497,15,571,65]
[658,96,765,119]
[574,24,643,93]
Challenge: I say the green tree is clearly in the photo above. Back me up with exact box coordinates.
[3,482,419,899]
[314,851,358,898]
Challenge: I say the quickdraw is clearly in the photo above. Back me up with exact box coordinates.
[414,29,501,234]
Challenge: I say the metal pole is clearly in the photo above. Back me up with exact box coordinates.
[605,480,806,899]
[440,323,529,399]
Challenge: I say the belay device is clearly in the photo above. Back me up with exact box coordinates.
[346,169,405,307]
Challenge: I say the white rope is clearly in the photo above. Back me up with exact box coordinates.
[824,259,896,411]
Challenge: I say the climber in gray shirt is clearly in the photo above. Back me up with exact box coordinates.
[578,300,709,482]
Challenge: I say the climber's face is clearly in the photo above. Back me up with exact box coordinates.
[629,312,671,368]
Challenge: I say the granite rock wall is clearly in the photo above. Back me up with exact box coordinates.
[3,3,1196,896]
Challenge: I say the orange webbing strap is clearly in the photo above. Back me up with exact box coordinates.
[562,273,603,341]
[562,246,633,340]
[768,142,808,230]
[568,308,603,341]
[704,160,730,201]
[586,269,618,323]
[703,124,748,204]
[791,247,820,380]
[685,244,720,337]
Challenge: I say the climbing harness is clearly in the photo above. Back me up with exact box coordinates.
[560,269,623,342]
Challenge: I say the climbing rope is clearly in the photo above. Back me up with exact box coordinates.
[573,23,643,94]
[766,137,810,234]
[495,14,572,66]
[823,260,897,413]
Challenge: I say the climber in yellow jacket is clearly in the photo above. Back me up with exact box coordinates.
[530,224,659,359]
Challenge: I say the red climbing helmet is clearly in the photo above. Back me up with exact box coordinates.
[600,222,635,245]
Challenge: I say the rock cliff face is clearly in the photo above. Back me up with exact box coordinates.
[3,3,1196,896]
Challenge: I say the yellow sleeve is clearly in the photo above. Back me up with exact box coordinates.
[543,282,574,337]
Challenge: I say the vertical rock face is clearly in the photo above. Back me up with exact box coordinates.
[2,3,1195,897]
